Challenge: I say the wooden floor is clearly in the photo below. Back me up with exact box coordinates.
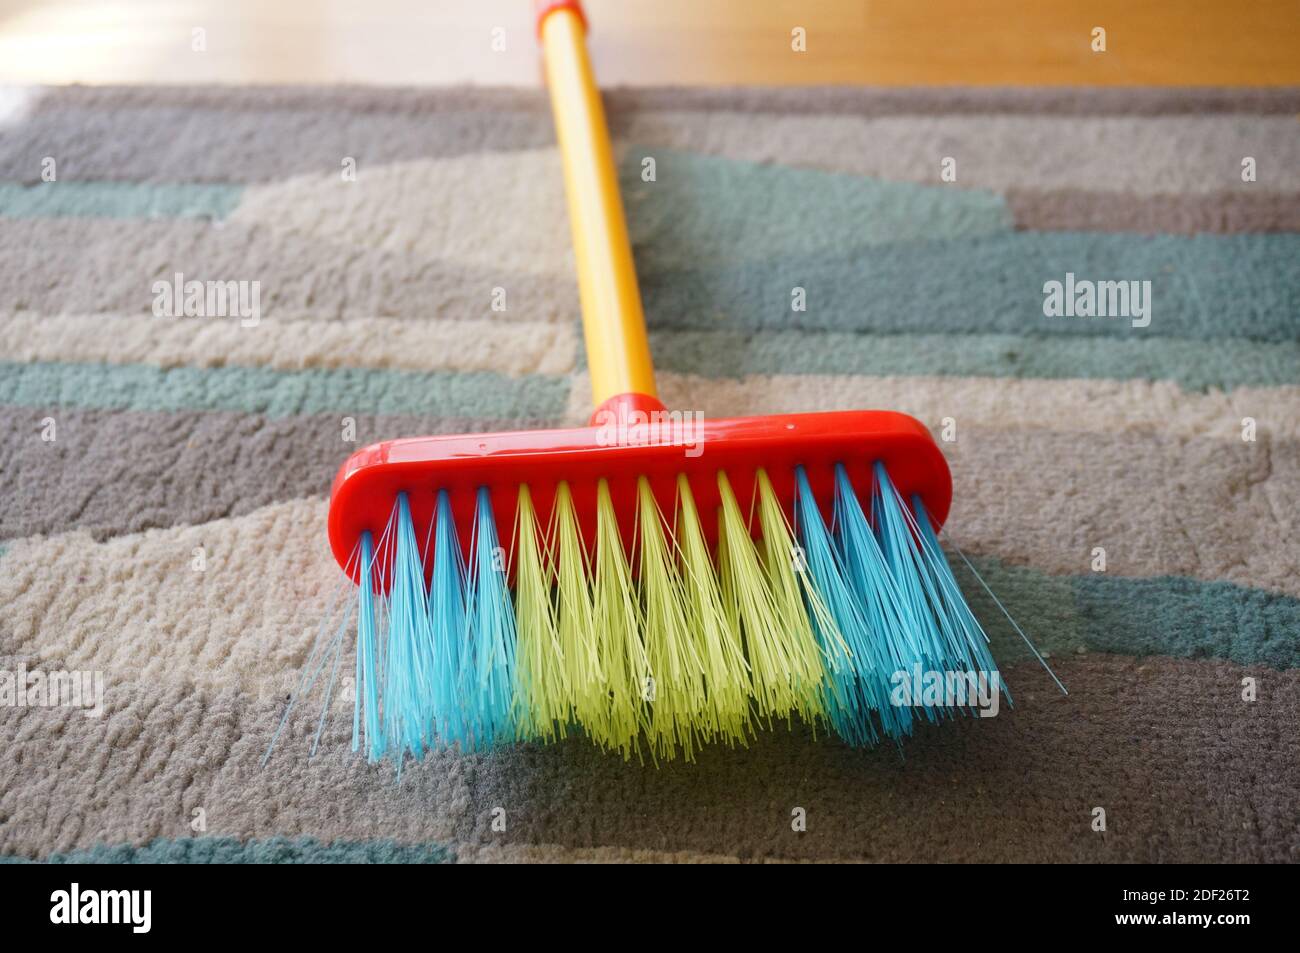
[0,0,1296,86]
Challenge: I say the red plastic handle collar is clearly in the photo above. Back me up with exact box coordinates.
[589,391,667,426]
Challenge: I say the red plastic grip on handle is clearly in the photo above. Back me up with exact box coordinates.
[535,0,587,38]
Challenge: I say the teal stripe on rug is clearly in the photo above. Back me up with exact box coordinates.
[965,557,1300,671]
[639,232,1300,343]
[0,182,243,219]
[649,330,1300,391]
[619,147,1013,267]
[0,836,453,864]
[0,361,568,419]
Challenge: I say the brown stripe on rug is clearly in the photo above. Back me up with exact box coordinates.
[1,656,1295,863]
[944,427,1298,597]
[1008,190,1300,233]
[646,374,1300,442]
[611,114,1300,196]
[30,84,1300,117]
[0,93,554,184]
[605,86,1300,117]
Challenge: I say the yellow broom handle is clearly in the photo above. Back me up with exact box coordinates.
[539,3,659,410]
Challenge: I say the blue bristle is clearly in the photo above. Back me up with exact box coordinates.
[426,491,467,743]
[870,463,950,725]
[912,495,1010,707]
[870,467,950,671]
[793,466,881,746]
[462,486,519,747]
[871,462,1004,722]
[385,491,436,758]
[830,464,915,740]
[353,531,384,760]
[890,496,980,678]
[428,489,469,746]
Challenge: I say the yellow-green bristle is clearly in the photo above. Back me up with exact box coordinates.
[754,468,844,718]
[718,470,829,725]
[511,471,839,757]
[551,481,605,739]
[674,473,752,748]
[637,476,706,760]
[592,479,651,759]
[512,484,567,742]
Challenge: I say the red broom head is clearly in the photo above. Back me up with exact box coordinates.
[327,408,951,589]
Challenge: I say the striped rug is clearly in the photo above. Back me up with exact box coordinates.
[1,86,1297,863]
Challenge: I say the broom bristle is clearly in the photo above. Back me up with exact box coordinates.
[332,464,1010,765]
[636,476,704,759]
[512,485,566,742]
[673,474,752,752]
[464,486,517,747]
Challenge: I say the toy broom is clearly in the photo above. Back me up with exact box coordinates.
[319,0,1010,764]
